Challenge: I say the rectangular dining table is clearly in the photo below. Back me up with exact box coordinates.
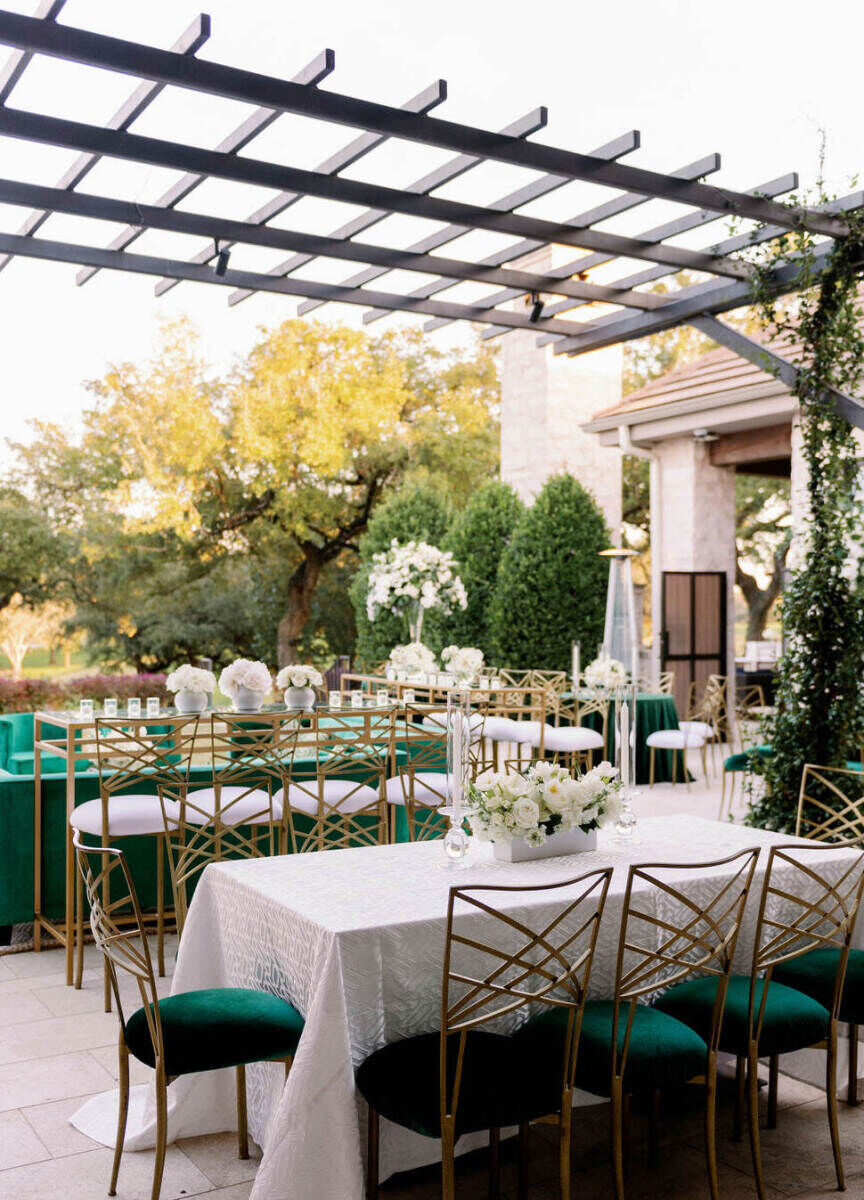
[71,816,863,1200]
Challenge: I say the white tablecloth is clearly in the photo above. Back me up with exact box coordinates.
[71,816,862,1200]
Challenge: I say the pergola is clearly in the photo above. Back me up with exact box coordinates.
[0,2,863,422]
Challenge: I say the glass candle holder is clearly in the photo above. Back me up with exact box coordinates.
[146,697,160,717]
[350,691,364,709]
[479,675,490,690]
[79,699,94,720]
[404,689,416,704]
[103,698,118,718]
[127,698,141,718]
[329,691,342,708]
[376,689,389,707]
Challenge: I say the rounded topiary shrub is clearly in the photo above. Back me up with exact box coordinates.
[350,482,453,666]
[443,480,523,658]
[489,473,609,670]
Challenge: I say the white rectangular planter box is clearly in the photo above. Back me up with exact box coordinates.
[492,827,598,863]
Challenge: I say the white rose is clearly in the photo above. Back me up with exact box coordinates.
[511,796,540,831]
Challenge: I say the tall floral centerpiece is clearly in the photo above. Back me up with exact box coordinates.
[388,642,438,678]
[584,653,628,692]
[165,665,216,714]
[468,760,622,862]
[218,659,272,712]
[366,539,467,642]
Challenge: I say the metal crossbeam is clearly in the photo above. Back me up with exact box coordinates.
[77,45,334,287]
[549,198,864,356]
[0,230,601,334]
[414,152,724,335]
[237,105,561,311]
[0,107,753,280]
[0,176,669,310]
[0,13,210,276]
[0,0,63,104]
[689,314,864,429]
[326,131,650,325]
[155,79,460,298]
[527,173,799,347]
[0,9,846,240]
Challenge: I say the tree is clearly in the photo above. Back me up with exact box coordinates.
[443,481,523,656]
[0,595,68,677]
[13,319,499,667]
[350,482,453,665]
[735,475,791,640]
[489,474,609,669]
[0,488,68,613]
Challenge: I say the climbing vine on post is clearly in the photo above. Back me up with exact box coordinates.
[745,201,864,829]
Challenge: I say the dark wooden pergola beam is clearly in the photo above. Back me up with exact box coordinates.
[0,12,211,275]
[0,229,607,334]
[0,106,754,280]
[0,176,669,311]
[166,93,539,302]
[0,8,846,240]
[0,0,63,103]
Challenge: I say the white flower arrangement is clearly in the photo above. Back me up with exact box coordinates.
[584,653,629,691]
[388,642,438,676]
[468,760,622,847]
[218,658,272,699]
[441,645,484,680]
[276,664,324,690]
[366,539,468,623]
[165,664,216,694]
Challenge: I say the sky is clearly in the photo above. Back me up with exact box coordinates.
[0,0,861,458]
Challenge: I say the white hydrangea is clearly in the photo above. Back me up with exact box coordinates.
[218,658,272,699]
[276,664,324,690]
[165,664,216,694]
[366,540,468,623]
[468,760,622,844]
[441,645,484,680]
[387,642,438,676]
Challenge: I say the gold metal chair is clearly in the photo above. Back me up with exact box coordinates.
[357,867,613,1200]
[74,834,302,1200]
[795,765,864,1104]
[389,703,484,841]
[591,849,759,1200]
[72,715,200,1006]
[282,708,396,852]
[162,712,300,935]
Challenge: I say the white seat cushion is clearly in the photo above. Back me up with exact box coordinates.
[273,779,380,817]
[508,720,543,745]
[543,725,605,753]
[482,716,519,742]
[69,794,169,837]
[646,729,706,750]
[421,712,484,735]
[678,720,713,739]
[185,786,276,826]
[386,771,452,807]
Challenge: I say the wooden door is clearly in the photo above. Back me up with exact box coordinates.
[661,572,726,715]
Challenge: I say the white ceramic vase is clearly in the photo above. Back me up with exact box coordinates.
[231,684,265,712]
[492,826,597,863]
[284,686,316,710]
[174,687,208,714]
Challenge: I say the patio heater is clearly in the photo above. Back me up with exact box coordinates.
[599,548,640,684]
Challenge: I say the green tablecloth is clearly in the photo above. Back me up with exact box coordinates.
[574,692,683,785]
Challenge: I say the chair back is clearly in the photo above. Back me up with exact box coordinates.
[657,671,675,696]
[285,708,396,852]
[441,869,612,1125]
[750,842,864,1030]
[796,765,864,844]
[93,714,200,795]
[396,703,484,840]
[163,712,300,932]
[612,849,759,1076]
[73,833,164,1060]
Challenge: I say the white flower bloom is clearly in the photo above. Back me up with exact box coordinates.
[166,664,216,694]
[584,654,629,690]
[276,664,324,690]
[218,658,272,698]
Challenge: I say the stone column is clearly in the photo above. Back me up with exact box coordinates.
[652,436,737,688]
[498,247,623,537]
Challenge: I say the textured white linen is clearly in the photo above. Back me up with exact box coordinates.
[71,816,862,1200]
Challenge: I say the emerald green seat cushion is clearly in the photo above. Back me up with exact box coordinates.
[7,750,91,775]
[355,1030,563,1139]
[516,1000,707,1097]
[655,975,829,1057]
[774,948,864,1025]
[724,746,773,773]
[125,988,304,1076]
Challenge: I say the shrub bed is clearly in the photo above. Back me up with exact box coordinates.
[0,673,167,714]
